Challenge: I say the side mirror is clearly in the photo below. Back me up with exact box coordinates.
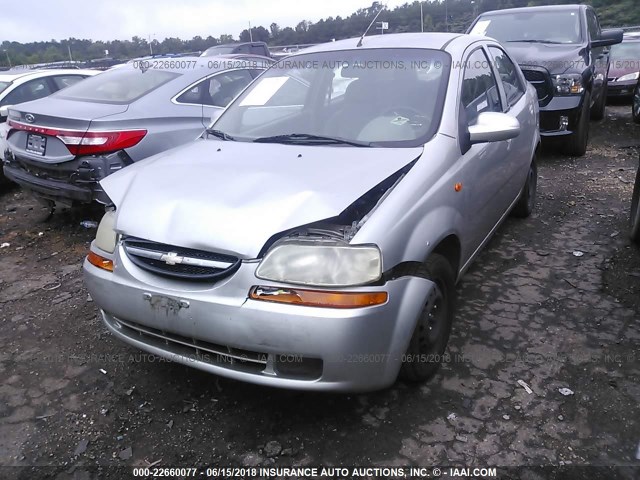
[592,29,623,48]
[468,112,520,145]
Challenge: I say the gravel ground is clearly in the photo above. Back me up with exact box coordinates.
[0,105,639,480]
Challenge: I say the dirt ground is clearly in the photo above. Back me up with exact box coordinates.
[0,105,639,480]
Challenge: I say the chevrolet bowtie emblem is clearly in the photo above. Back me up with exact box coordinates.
[161,252,183,265]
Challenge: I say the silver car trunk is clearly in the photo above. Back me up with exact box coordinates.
[10,97,129,131]
[101,139,423,258]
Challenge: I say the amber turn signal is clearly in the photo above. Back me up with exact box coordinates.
[249,286,387,309]
[87,251,114,272]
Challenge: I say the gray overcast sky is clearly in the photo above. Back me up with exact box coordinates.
[0,0,409,43]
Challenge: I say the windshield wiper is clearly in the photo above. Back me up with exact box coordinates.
[206,128,235,141]
[506,39,565,44]
[253,133,371,147]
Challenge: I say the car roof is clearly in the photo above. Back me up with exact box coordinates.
[478,4,583,17]
[294,32,472,55]
[122,54,271,73]
[214,42,267,47]
[0,68,97,83]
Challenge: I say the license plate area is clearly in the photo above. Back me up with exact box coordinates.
[26,133,47,156]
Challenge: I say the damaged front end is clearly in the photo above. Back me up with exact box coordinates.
[252,160,417,291]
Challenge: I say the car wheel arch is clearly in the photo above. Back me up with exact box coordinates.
[383,232,461,283]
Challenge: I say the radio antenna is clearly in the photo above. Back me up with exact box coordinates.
[357,4,386,47]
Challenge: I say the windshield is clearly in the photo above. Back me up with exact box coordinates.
[611,41,640,60]
[54,68,179,104]
[471,10,583,44]
[212,48,451,148]
[0,81,10,95]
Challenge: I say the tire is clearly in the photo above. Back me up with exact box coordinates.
[630,164,640,244]
[590,83,607,121]
[565,91,591,157]
[400,254,456,383]
[633,82,640,125]
[512,156,538,218]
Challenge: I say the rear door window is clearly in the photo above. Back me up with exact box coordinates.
[176,70,254,107]
[0,78,53,106]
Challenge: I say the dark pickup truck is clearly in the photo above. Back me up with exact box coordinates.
[469,4,623,156]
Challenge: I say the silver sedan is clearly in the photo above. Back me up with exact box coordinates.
[3,55,271,205]
[84,32,540,392]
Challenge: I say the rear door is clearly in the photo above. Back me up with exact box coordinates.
[487,45,533,199]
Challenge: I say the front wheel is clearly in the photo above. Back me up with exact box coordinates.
[565,91,591,157]
[630,164,640,244]
[400,254,456,383]
[633,83,640,125]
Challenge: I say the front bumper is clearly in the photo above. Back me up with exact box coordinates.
[607,80,637,98]
[83,244,435,392]
[538,95,584,137]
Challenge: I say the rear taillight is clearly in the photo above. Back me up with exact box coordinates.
[8,120,146,156]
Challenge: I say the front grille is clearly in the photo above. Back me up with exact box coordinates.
[114,317,268,374]
[123,238,241,281]
[522,67,554,107]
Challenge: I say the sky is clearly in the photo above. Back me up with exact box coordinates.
[0,0,410,44]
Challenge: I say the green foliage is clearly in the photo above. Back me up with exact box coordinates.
[1,0,637,67]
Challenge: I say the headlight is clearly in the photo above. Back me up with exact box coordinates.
[95,210,117,253]
[617,71,639,82]
[256,240,382,287]
[552,74,584,95]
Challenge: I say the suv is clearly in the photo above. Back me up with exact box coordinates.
[201,42,271,58]
[469,5,622,156]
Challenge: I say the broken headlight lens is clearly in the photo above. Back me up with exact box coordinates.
[552,74,584,95]
[256,240,382,287]
[95,210,117,254]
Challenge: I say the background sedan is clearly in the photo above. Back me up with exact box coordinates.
[3,55,271,206]
[0,68,97,182]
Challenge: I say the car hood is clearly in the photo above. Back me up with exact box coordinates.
[101,139,423,258]
[504,42,587,75]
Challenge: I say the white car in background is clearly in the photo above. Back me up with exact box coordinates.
[0,68,98,168]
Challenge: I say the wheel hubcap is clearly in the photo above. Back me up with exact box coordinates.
[418,285,445,350]
[634,87,640,117]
